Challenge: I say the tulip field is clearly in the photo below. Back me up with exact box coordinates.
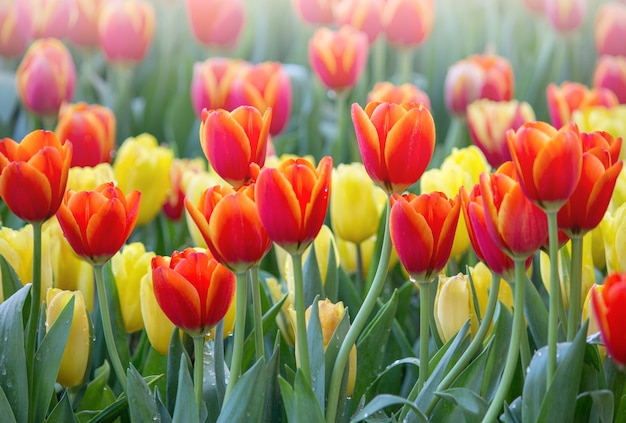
[1,0,626,422]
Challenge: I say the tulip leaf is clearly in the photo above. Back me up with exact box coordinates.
[306,298,325,412]
[166,327,186,416]
[0,254,22,301]
[278,370,325,423]
[0,71,18,125]
[351,394,428,423]
[324,309,351,408]
[262,334,284,423]
[217,358,266,423]
[31,297,75,423]
[481,304,513,401]
[172,354,198,423]
[324,244,339,303]
[77,361,117,412]
[523,275,549,348]
[128,363,160,423]
[502,397,522,423]
[574,390,614,423]
[155,388,172,423]
[242,291,287,368]
[46,391,77,423]
[0,284,28,423]
[337,266,362,321]
[0,386,16,423]
[434,388,488,423]
[303,246,324,307]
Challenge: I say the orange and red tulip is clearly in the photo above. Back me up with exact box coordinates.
[56,182,141,266]
[351,101,435,194]
[190,58,246,116]
[592,272,626,366]
[367,82,431,109]
[333,0,384,44]
[0,130,72,222]
[184,0,245,49]
[390,191,460,282]
[152,248,235,338]
[546,81,618,129]
[254,156,332,255]
[382,0,435,48]
[593,55,626,104]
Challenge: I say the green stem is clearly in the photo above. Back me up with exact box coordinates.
[519,316,531,378]
[546,210,559,385]
[25,221,42,368]
[483,259,526,422]
[355,242,364,297]
[326,200,392,423]
[193,336,204,417]
[567,235,583,341]
[418,280,432,391]
[214,320,225,409]
[292,252,311,382]
[397,47,414,84]
[332,91,350,164]
[94,264,127,391]
[372,37,386,83]
[224,272,248,402]
[250,266,265,361]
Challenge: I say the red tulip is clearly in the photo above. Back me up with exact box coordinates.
[200,106,271,189]
[546,81,618,129]
[190,58,247,116]
[254,156,332,255]
[592,272,626,366]
[0,130,72,222]
[351,101,435,194]
[56,182,141,265]
[185,184,272,273]
[367,82,431,109]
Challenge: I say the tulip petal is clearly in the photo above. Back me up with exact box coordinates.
[352,103,384,187]
[152,267,202,331]
[85,197,128,261]
[204,263,235,328]
[0,162,53,221]
[390,200,434,279]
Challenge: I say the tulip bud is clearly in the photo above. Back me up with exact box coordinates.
[267,277,295,346]
[593,55,626,104]
[140,272,176,355]
[163,158,205,221]
[469,262,513,312]
[582,283,601,338]
[16,0,72,39]
[595,2,626,57]
[184,0,245,49]
[0,1,28,58]
[46,288,91,388]
[544,0,586,33]
[592,273,626,366]
[434,273,478,342]
[600,202,626,273]
[382,0,435,48]
[332,0,384,44]
[67,0,104,48]
[367,82,431,109]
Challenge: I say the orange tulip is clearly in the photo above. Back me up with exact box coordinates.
[184,0,245,49]
[185,184,272,274]
[367,82,431,109]
[190,58,247,116]
[592,272,626,366]
[382,0,435,48]
[351,101,435,194]
[0,130,72,222]
[506,121,583,211]
[595,2,626,57]
[200,106,271,189]
[152,248,235,337]
[390,191,460,282]
[546,81,618,129]
[593,55,626,104]
[55,182,141,266]
[254,156,332,255]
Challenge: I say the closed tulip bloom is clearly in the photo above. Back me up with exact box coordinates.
[333,0,384,44]
[113,133,173,225]
[593,55,626,104]
[98,0,155,65]
[308,26,369,92]
[367,82,431,109]
[16,0,72,39]
[595,3,626,57]
[352,101,435,194]
[291,0,336,24]
[592,272,626,366]
[163,158,205,221]
[506,121,583,211]
[229,62,293,135]
[0,130,72,222]
[67,163,115,192]
[184,0,245,49]
[0,1,28,58]
[200,106,271,188]
[331,162,387,244]
[186,184,272,273]
[600,202,626,273]
[467,99,536,168]
[190,58,247,116]
[255,156,333,255]
[140,272,176,355]
[546,81,618,130]
[67,0,103,48]
[434,273,479,342]
[56,182,140,266]
[56,102,116,167]
[16,38,76,118]
[469,262,514,313]
[544,0,586,32]
[390,191,460,282]
[46,288,91,388]
[382,0,435,48]
[152,248,236,337]
[111,242,155,333]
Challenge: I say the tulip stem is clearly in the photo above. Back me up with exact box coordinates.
[214,320,225,408]
[94,264,127,392]
[250,266,265,361]
[483,258,525,423]
[224,272,248,402]
[326,201,392,423]
[193,336,204,417]
[546,210,560,386]
[418,280,432,391]
[332,90,350,164]
[372,37,386,84]
[355,242,364,297]
[25,221,42,391]
[567,235,583,341]
[292,252,311,382]
[397,47,414,84]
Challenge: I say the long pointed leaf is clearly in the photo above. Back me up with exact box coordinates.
[217,359,266,423]
[172,354,198,423]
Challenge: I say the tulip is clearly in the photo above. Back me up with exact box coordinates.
[46,288,91,387]
[546,81,619,130]
[113,133,173,226]
[151,248,236,338]
[330,162,387,245]
[467,99,536,168]
[200,106,271,188]
[544,0,586,32]
[521,0,544,14]
[163,158,205,221]
[595,2,626,57]
[56,182,140,266]
[573,106,626,159]
[254,156,333,255]
[444,54,514,117]
[582,283,602,339]
[183,170,224,248]
[185,184,272,273]
[140,272,176,355]
[184,0,245,49]
[600,202,626,273]
[382,0,435,48]
[16,0,72,39]
[469,262,513,313]
[267,277,295,346]
[333,0,384,44]
[367,82,431,109]
[592,55,626,104]
[0,130,72,222]
[610,167,626,213]
[0,1,28,58]
[55,102,116,167]
[67,0,104,48]
[308,26,369,92]
[290,0,335,24]
[190,58,247,116]
[98,0,155,65]
[15,38,76,118]
[229,62,293,135]
[390,191,460,282]
[506,121,583,212]
[352,101,435,194]
[592,272,626,366]
[210,287,237,340]
[111,243,155,333]
[67,163,116,192]
[434,273,479,342]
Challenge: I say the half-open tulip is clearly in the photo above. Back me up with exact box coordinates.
[0,130,72,222]
[152,248,236,337]
[367,82,431,109]
[593,55,626,104]
[184,0,245,49]
[600,201,626,273]
[390,191,460,282]
[382,0,435,48]
[190,58,246,116]
[254,156,332,255]
[352,101,435,194]
[56,182,141,266]
[592,272,626,366]
[546,81,618,130]
[200,106,271,188]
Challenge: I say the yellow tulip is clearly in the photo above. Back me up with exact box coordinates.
[183,169,224,248]
[209,288,236,340]
[600,202,626,273]
[590,226,606,271]
[266,277,295,346]
[111,242,155,333]
[46,288,91,387]
[335,234,398,277]
[140,272,176,355]
[113,133,174,225]
[469,262,513,314]
[609,167,626,213]
[581,283,605,358]
[573,105,626,160]
[67,163,115,192]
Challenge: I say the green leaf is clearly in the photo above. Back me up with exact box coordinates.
[481,304,513,401]
[77,362,116,412]
[31,297,75,423]
[574,390,614,423]
[166,328,185,415]
[435,388,488,423]
[242,289,287,368]
[172,354,198,423]
[351,394,428,423]
[303,246,324,307]
[502,398,522,423]
[217,359,266,423]
[155,388,172,423]
[127,363,160,423]
[307,298,325,412]
[262,335,283,423]
[0,284,28,423]
[324,241,339,302]
[324,309,351,413]
[0,254,22,301]
[523,275,549,348]
[0,386,17,423]
[46,392,77,423]
[337,266,362,322]
[279,370,325,423]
